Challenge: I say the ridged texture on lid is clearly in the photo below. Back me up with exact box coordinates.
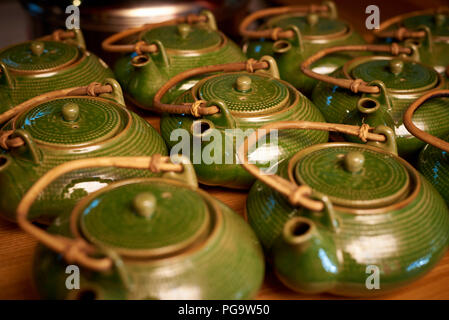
[0,41,78,72]
[294,145,410,208]
[197,73,290,115]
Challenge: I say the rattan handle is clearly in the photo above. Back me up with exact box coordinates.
[17,155,183,272]
[239,1,333,40]
[237,121,386,211]
[152,58,270,116]
[374,7,448,40]
[0,82,113,149]
[403,90,449,152]
[300,44,413,94]
[102,13,208,54]
[39,29,76,42]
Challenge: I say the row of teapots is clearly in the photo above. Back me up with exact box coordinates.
[0,3,448,299]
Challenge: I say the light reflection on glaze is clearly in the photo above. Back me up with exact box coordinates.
[344,234,398,264]
[64,181,109,199]
[318,248,338,274]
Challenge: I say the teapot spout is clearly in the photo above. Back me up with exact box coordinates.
[272,217,339,294]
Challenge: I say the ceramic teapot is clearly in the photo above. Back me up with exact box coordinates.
[305,44,449,159]
[374,7,449,74]
[0,79,167,223]
[0,29,114,114]
[240,1,365,96]
[239,121,449,296]
[404,89,449,205]
[17,155,265,300]
[102,10,246,112]
[155,57,328,189]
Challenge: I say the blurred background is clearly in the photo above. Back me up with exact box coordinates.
[0,0,447,62]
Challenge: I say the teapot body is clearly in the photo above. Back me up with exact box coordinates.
[160,75,328,189]
[32,179,265,300]
[0,35,114,114]
[114,27,246,111]
[311,65,449,159]
[418,135,449,205]
[375,9,449,74]
[246,145,449,296]
[0,96,167,223]
[245,31,364,97]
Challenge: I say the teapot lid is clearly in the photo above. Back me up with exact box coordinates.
[0,41,79,73]
[268,14,348,38]
[76,179,211,258]
[345,56,439,92]
[15,97,128,147]
[195,73,290,115]
[402,13,449,37]
[141,24,222,52]
[291,143,411,209]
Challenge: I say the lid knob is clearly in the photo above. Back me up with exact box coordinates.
[62,102,79,122]
[306,13,319,27]
[178,24,192,39]
[30,41,45,57]
[133,192,157,219]
[344,151,365,173]
[235,75,252,92]
[435,13,446,26]
[389,59,404,76]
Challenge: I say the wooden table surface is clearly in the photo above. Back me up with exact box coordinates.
[1,0,449,300]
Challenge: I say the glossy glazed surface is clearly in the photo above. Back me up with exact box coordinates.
[160,72,328,189]
[311,58,449,159]
[33,178,265,300]
[244,14,365,96]
[0,40,114,114]
[247,142,449,296]
[378,13,449,73]
[418,134,449,205]
[114,23,246,111]
[0,96,167,223]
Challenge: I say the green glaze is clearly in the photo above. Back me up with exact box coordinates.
[160,69,328,189]
[311,56,449,159]
[247,141,449,296]
[244,3,365,96]
[0,31,114,114]
[0,81,167,223]
[378,12,449,73]
[113,11,246,111]
[32,178,265,300]
[418,134,449,205]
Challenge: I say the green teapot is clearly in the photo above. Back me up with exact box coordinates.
[0,79,167,223]
[240,1,365,96]
[374,7,449,74]
[306,44,449,159]
[404,89,449,205]
[17,155,265,300]
[102,11,245,112]
[240,121,449,296]
[156,57,328,189]
[0,29,114,115]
